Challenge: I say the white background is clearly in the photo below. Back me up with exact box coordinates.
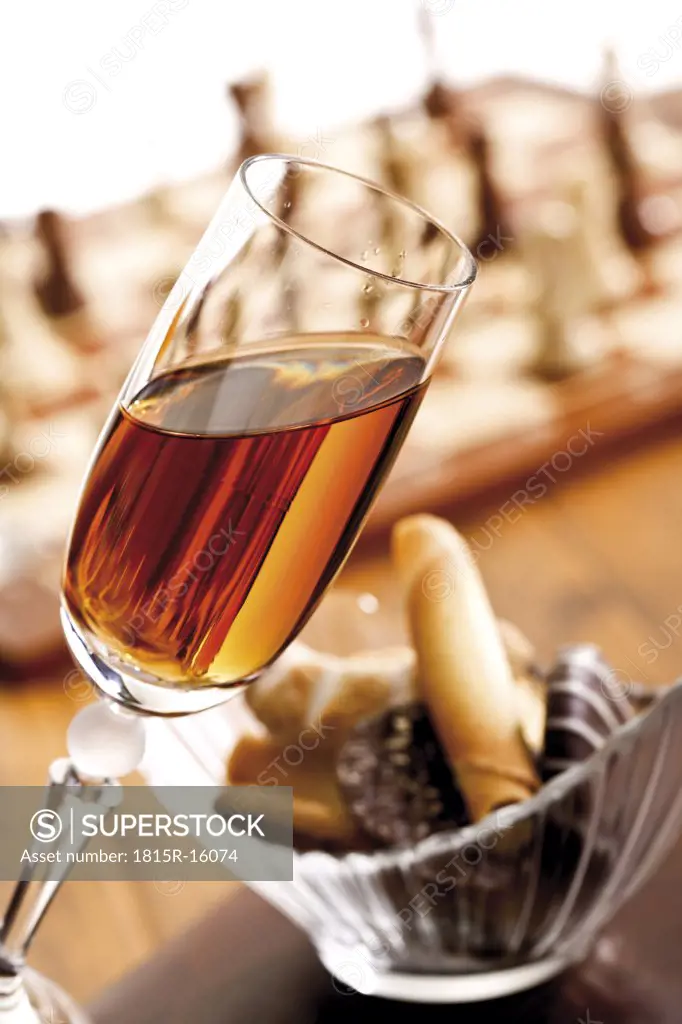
[2,0,682,216]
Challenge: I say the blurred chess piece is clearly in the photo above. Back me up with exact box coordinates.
[0,475,80,670]
[274,164,305,250]
[229,73,277,168]
[33,210,83,317]
[598,50,658,266]
[374,113,412,201]
[621,83,682,254]
[417,4,466,142]
[0,229,93,418]
[373,113,415,256]
[32,209,103,353]
[412,17,478,264]
[423,79,460,123]
[277,182,301,334]
[631,117,682,206]
[468,124,513,259]
[565,174,643,306]
[522,195,611,380]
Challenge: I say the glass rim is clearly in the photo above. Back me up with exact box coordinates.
[239,153,478,295]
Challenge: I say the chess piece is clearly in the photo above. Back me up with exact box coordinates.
[1,300,96,417]
[568,172,643,306]
[274,163,304,255]
[374,114,413,202]
[567,175,641,306]
[32,209,103,353]
[229,73,276,168]
[0,475,80,668]
[468,124,513,258]
[33,210,83,318]
[417,5,465,135]
[522,196,610,379]
[0,233,93,416]
[254,142,301,330]
[598,50,656,256]
[369,114,414,293]
[229,74,300,328]
[532,307,597,381]
[423,79,458,122]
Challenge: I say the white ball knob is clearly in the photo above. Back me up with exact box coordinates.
[67,702,146,780]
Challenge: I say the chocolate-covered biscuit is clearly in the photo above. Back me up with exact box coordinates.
[542,644,633,781]
[336,702,468,847]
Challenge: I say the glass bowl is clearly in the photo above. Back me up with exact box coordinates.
[140,591,682,1003]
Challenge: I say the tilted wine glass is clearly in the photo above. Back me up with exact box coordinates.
[1,155,476,1021]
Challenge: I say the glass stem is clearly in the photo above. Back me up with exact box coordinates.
[0,975,39,1024]
[0,759,121,1017]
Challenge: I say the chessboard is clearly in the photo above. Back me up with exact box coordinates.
[1,51,682,668]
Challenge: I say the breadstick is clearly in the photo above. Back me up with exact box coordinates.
[515,674,546,756]
[498,618,537,679]
[392,515,539,821]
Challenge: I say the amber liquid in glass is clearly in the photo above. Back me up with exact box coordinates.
[63,335,427,687]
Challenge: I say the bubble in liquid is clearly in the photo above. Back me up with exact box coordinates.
[357,592,379,614]
[283,201,292,209]
[362,282,374,295]
[391,250,407,276]
[360,250,369,261]
[359,317,370,328]
[373,247,381,255]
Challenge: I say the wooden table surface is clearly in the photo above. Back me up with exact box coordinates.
[2,420,682,1008]
[89,871,682,1024]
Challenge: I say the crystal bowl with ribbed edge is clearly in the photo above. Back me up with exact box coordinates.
[141,669,682,1003]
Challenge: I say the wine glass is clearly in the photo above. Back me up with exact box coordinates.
[61,154,475,715]
[2,155,476,1021]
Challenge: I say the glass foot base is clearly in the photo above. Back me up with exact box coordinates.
[0,970,88,1024]
[320,953,569,1003]
[61,607,250,716]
